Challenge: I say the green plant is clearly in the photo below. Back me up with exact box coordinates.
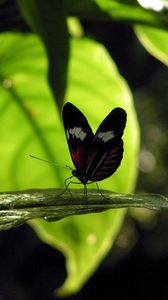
[0,0,168,296]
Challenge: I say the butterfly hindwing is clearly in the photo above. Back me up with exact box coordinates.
[86,108,127,181]
[63,102,94,173]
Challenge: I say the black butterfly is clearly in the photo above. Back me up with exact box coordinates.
[63,102,127,195]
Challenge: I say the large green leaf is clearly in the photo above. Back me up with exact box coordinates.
[135,25,168,66]
[0,33,139,295]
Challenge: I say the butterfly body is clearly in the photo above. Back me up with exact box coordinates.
[63,102,127,187]
[72,169,88,185]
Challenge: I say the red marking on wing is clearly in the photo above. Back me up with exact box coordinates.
[69,142,87,172]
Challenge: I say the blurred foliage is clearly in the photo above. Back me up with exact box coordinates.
[135,25,168,66]
[0,0,168,297]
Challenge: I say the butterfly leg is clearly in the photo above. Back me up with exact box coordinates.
[59,175,74,198]
[60,176,83,200]
[64,175,74,190]
[83,184,88,202]
[95,182,108,199]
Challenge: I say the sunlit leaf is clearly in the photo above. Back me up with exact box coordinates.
[66,0,168,28]
[0,33,139,295]
[16,0,168,107]
[135,25,168,66]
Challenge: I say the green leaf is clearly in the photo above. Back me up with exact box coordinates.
[66,0,168,28]
[17,0,69,107]
[0,33,139,295]
[36,38,139,295]
[0,188,168,231]
[135,25,168,66]
[16,0,168,106]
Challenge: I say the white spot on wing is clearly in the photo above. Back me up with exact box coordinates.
[67,127,86,141]
[98,131,115,143]
[66,129,70,139]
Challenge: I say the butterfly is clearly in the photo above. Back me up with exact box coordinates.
[62,102,127,196]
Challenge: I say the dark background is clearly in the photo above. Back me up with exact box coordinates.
[0,1,168,299]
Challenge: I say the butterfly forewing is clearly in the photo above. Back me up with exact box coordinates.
[94,107,127,138]
[63,102,94,173]
[86,108,127,181]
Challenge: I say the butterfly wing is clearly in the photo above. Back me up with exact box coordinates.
[63,102,94,173]
[86,107,127,181]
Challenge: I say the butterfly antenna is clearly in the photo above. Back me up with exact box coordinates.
[65,165,73,171]
[29,155,70,170]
